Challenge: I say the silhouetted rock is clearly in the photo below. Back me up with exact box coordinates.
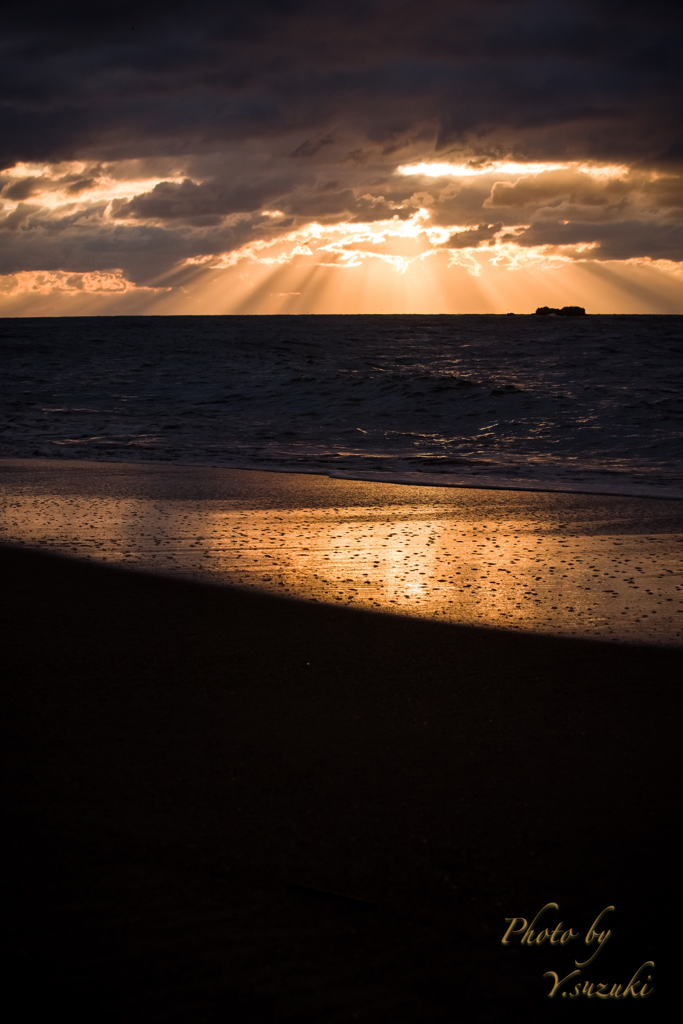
[534,306,586,316]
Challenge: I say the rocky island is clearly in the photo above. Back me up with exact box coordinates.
[534,306,586,316]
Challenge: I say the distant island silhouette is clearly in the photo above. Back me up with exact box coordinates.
[534,306,586,316]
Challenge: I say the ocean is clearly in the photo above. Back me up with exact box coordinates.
[2,314,682,499]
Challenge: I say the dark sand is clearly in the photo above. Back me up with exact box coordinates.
[2,544,678,1022]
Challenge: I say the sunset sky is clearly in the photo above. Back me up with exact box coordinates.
[2,0,682,315]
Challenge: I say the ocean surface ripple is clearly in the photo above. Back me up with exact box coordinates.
[2,314,682,498]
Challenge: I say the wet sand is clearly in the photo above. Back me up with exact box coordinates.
[2,458,680,1020]
[2,458,682,645]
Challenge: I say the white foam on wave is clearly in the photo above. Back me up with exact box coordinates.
[2,314,682,498]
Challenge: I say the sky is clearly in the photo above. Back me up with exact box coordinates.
[1,0,682,315]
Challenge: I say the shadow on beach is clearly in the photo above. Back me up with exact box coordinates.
[2,545,678,1022]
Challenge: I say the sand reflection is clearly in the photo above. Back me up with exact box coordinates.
[2,462,681,645]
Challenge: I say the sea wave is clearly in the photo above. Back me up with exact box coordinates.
[2,313,682,499]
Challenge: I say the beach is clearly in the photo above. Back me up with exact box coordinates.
[1,461,680,1020]
[2,0,683,1014]
[2,459,682,645]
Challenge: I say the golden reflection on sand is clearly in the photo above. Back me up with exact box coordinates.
[3,482,682,645]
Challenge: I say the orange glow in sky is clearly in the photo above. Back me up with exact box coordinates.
[1,159,682,316]
[2,218,681,317]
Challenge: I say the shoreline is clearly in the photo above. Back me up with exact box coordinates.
[2,457,682,648]
[3,455,682,502]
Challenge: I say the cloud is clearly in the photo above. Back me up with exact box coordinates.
[3,2,682,167]
[446,222,503,248]
[290,135,336,158]
[514,219,683,261]
[486,170,632,209]
[0,202,43,231]
[3,177,43,200]
[0,1,681,306]
[112,175,296,220]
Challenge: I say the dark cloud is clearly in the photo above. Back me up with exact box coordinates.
[0,212,267,284]
[486,171,631,208]
[1,2,681,167]
[446,222,502,248]
[1,1,682,284]
[66,177,98,194]
[290,135,337,158]
[641,177,683,210]
[284,186,357,217]
[113,175,295,220]
[3,177,42,200]
[515,218,683,261]
[0,203,43,231]
[427,183,498,226]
